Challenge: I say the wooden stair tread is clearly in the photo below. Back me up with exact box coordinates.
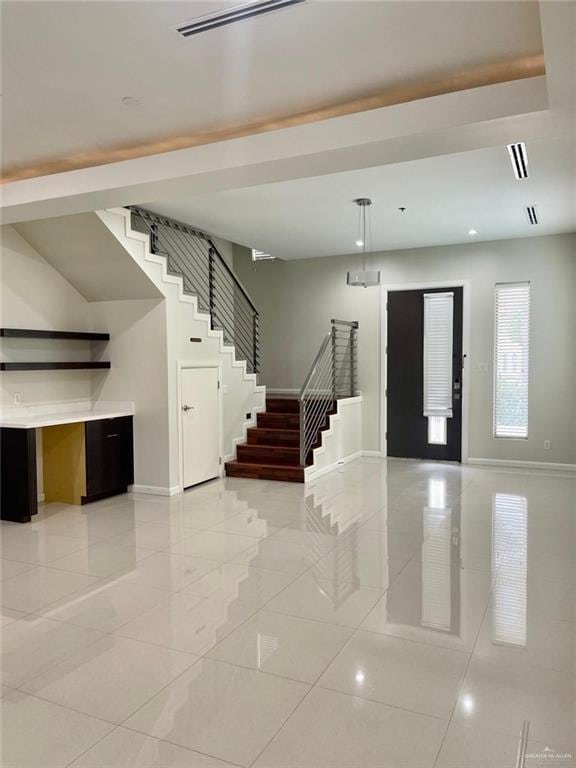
[265,397,300,414]
[248,428,298,435]
[226,459,304,469]
[225,460,304,483]
[257,412,300,429]
[237,444,300,466]
[247,427,299,446]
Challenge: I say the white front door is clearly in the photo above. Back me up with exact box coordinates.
[181,367,220,489]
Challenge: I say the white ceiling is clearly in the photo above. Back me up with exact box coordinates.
[1,0,574,258]
[148,133,576,257]
[2,0,542,171]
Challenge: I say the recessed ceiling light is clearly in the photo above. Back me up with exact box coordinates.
[506,142,529,180]
[121,96,141,107]
[356,240,364,247]
[468,229,477,236]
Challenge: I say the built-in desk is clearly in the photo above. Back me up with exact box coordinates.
[0,406,134,523]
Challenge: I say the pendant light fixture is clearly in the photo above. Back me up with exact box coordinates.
[347,198,381,287]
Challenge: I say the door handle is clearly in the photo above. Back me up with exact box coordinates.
[182,405,195,412]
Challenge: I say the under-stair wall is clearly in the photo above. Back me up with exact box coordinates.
[97,208,266,492]
[304,395,363,481]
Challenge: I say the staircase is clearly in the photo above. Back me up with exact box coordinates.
[226,318,359,483]
[111,207,359,485]
[226,396,315,482]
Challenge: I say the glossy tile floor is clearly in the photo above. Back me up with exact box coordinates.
[1,458,575,767]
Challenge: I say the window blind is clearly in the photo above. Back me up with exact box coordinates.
[423,292,454,418]
[494,282,530,438]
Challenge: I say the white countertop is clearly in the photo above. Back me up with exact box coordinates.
[0,402,134,429]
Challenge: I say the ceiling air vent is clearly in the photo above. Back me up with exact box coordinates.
[506,142,529,180]
[525,205,538,225]
[176,0,306,38]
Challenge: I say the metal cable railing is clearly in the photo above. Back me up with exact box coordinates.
[299,319,358,465]
[129,206,260,374]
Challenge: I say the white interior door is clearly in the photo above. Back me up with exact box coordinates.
[181,367,220,489]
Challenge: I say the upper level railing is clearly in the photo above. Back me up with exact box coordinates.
[129,206,260,374]
[299,319,359,465]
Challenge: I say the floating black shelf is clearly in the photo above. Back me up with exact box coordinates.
[0,362,111,372]
[0,328,110,341]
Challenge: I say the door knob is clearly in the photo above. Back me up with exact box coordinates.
[182,404,195,412]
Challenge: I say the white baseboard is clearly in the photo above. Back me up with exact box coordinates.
[129,484,181,496]
[304,451,362,482]
[301,452,576,474]
[266,388,300,395]
[466,458,576,473]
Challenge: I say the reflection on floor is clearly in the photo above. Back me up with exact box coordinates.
[1,458,575,767]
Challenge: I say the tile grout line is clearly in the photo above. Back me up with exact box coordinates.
[246,679,317,768]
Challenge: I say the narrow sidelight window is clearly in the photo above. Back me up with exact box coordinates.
[423,292,454,445]
[494,282,530,438]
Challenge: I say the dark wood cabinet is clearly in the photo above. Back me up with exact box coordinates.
[0,415,134,522]
[83,416,134,503]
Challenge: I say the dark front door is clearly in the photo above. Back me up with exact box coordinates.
[387,287,463,461]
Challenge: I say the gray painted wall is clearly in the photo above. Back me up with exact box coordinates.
[234,233,576,465]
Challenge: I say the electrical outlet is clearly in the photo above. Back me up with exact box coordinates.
[544,440,551,450]
[13,392,21,406]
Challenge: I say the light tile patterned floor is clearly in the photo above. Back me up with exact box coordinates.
[1,458,575,767]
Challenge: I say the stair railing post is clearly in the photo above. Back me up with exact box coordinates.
[252,313,259,375]
[349,327,355,397]
[331,320,337,404]
[150,223,158,254]
[208,247,215,330]
[299,400,306,466]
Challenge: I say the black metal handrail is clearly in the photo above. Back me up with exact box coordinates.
[129,206,260,374]
[299,319,359,465]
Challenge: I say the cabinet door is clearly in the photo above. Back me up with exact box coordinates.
[1,428,37,522]
[85,417,133,500]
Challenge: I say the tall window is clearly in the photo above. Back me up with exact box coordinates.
[494,282,530,438]
[423,292,454,445]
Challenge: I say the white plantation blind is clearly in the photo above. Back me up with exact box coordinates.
[494,282,530,438]
[423,292,454,418]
